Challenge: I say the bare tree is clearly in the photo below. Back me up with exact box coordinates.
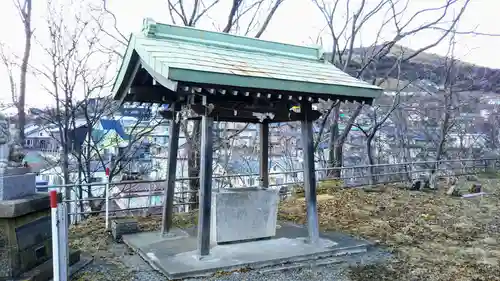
[37,0,99,194]
[390,95,414,181]
[427,35,461,188]
[80,106,165,215]
[167,0,288,207]
[0,45,17,109]
[0,0,33,144]
[30,0,120,208]
[94,0,288,208]
[354,63,417,184]
[483,107,500,151]
[16,0,32,144]
[312,0,471,177]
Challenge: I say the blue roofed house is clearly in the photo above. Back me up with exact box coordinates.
[70,118,137,181]
[59,118,151,221]
[100,119,130,140]
[78,118,130,167]
[54,119,131,184]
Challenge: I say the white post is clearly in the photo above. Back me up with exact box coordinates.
[105,167,110,230]
[145,183,152,216]
[57,202,69,281]
[50,190,61,281]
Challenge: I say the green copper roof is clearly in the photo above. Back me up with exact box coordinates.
[112,18,383,102]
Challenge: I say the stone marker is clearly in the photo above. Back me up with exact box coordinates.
[0,113,81,280]
[410,180,421,191]
[466,175,478,182]
[469,183,482,194]
[0,167,37,200]
[447,176,457,186]
[446,185,461,197]
[111,218,139,241]
[211,187,279,244]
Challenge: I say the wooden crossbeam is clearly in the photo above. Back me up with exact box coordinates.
[125,82,373,109]
[189,104,321,123]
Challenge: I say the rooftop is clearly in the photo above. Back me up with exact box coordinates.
[112,19,383,123]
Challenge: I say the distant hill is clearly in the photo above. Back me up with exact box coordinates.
[325,45,500,94]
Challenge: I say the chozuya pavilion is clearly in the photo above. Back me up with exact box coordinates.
[112,18,382,280]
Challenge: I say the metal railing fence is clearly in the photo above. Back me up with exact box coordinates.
[41,157,498,223]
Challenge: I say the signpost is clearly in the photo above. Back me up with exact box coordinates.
[50,191,60,281]
[105,167,110,230]
[50,190,69,281]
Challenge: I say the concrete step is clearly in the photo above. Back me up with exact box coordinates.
[255,249,368,274]
[123,229,373,280]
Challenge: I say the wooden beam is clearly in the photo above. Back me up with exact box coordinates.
[300,101,319,244]
[126,85,185,103]
[161,104,180,235]
[197,109,214,257]
[122,76,376,106]
[178,82,378,104]
[260,122,269,188]
[117,60,141,105]
[158,110,174,120]
[189,104,322,123]
[139,59,178,92]
[130,85,176,96]
[158,104,182,120]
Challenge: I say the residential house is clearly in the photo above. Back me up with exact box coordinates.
[24,124,60,155]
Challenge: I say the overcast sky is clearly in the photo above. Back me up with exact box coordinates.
[0,0,498,109]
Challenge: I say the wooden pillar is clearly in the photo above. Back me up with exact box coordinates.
[161,104,180,235]
[259,122,269,189]
[300,101,319,243]
[197,111,214,256]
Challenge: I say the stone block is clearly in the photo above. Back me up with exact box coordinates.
[0,193,54,218]
[466,175,478,181]
[16,249,84,281]
[0,168,36,200]
[112,218,139,241]
[0,207,52,279]
[446,185,461,197]
[211,188,279,244]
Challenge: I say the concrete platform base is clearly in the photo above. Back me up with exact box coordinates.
[122,222,372,280]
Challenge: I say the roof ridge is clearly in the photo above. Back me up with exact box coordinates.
[100,119,129,141]
[141,18,323,61]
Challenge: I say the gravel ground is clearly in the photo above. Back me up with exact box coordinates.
[72,243,391,281]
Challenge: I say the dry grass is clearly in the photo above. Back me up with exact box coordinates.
[69,211,198,281]
[69,179,500,281]
[69,211,198,256]
[279,179,500,281]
